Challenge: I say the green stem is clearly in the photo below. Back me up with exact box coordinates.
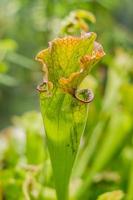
[40,89,89,200]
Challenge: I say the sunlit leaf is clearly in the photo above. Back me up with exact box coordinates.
[97,190,124,200]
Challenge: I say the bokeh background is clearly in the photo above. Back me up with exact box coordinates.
[0,0,133,200]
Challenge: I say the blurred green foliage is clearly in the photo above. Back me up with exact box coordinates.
[0,0,133,199]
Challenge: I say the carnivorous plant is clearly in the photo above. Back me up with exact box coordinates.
[36,32,105,200]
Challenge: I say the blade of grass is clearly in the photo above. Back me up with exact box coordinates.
[126,147,133,200]
[76,111,131,200]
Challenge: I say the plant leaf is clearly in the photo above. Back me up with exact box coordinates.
[97,190,124,200]
[36,33,105,200]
